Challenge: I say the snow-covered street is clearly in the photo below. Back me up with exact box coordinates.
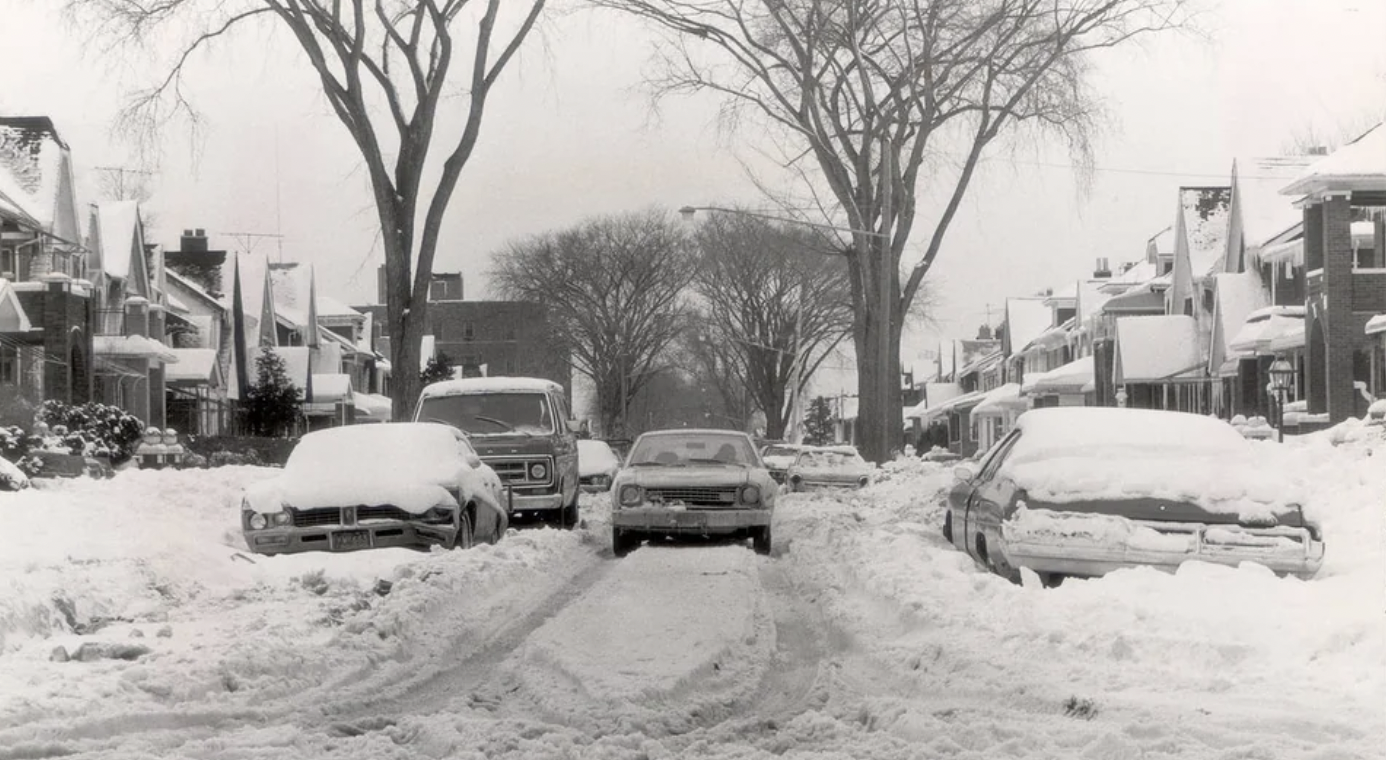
[1,426,1382,760]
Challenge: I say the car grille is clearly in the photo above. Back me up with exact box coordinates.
[646,486,739,508]
[291,508,343,528]
[290,505,420,527]
[484,456,554,486]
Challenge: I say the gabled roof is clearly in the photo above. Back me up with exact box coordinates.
[1208,270,1270,371]
[1076,280,1113,324]
[0,278,33,332]
[1179,186,1232,279]
[1281,123,1386,197]
[0,117,80,242]
[1002,297,1051,357]
[165,348,222,385]
[94,201,143,281]
[165,269,225,312]
[1230,155,1316,254]
[1115,315,1202,384]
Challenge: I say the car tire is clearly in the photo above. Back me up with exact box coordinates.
[751,525,772,556]
[556,485,580,530]
[452,511,475,551]
[612,528,636,558]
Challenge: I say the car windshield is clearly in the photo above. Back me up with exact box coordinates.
[629,433,758,466]
[417,392,554,436]
[798,450,863,468]
[762,445,798,458]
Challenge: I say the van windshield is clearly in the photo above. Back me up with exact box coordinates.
[418,392,554,437]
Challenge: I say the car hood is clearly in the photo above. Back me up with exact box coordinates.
[245,473,459,515]
[469,435,558,456]
[621,465,754,488]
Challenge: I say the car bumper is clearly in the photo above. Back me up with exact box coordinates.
[612,507,772,534]
[244,521,456,556]
[789,478,867,490]
[1001,520,1325,579]
[511,492,564,511]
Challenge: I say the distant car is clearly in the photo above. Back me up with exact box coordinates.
[920,447,963,463]
[943,407,1324,586]
[240,423,510,555]
[785,446,875,491]
[759,442,804,484]
[610,429,777,557]
[578,438,621,492]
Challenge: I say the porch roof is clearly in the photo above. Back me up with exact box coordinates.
[1229,306,1306,356]
[1281,123,1386,197]
[93,335,178,363]
[352,391,393,421]
[1021,355,1094,395]
[1102,287,1165,314]
[311,373,352,403]
[1367,314,1386,336]
[971,383,1026,418]
[165,348,221,385]
[1115,315,1202,384]
[912,390,985,425]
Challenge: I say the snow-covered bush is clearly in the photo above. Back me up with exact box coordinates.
[0,454,29,490]
[0,424,43,477]
[34,400,145,465]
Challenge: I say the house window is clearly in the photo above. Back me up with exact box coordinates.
[0,346,15,384]
[0,247,15,277]
[1202,288,1214,314]
[1183,298,1193,316]
[462,322,475,342]
[428,280,448,302]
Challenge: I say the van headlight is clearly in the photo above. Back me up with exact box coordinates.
[528,462,548,480]
[619,484,644,507]
[739,485,761,505]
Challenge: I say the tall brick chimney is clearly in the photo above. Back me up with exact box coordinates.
[1093,257,1112,279]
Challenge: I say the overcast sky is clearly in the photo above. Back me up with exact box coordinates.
[2,0,1384,382]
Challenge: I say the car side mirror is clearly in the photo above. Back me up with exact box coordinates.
[953,465,976,483]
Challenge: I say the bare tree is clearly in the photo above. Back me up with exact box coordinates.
[691,211,853,440]
[593,0,1189,461]
[490,210,699,437]
[71,0,547,420]
[678,326,755,433]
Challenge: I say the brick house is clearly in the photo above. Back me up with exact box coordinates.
[1279,124,1386,425]
[355,264,569,395]
[0,116,94,413]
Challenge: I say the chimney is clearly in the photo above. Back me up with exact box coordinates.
[179,228,209,253]
[1093,257,1111,279]
[1307,146,1329,156]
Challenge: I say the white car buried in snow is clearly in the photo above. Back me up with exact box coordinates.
[610,429,776,557]
[577,438,622,492]
[240,423,510,555]
[944,407,1325,586]
[784,445,875,491]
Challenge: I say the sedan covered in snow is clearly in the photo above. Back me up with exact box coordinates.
[785,446,875,491]
[610,429,776,557]
[759,442,804,484]
[578,438,622,492]
[240,423,510,555]
[943,407,1324,585]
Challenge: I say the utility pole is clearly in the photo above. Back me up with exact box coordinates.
[787,270,807,443]
[225,232,287,258]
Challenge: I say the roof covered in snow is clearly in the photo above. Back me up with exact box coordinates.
[1179,186,1233,279]
[1076,280,1113,324]
[165,348,221,384]
[1003,297,1052,358]
[267,345,311,390]
[419,376,563,398]
[1115,315,1202,384]
[970,383,1025,417]
[1100,260,1159,293]
[0,117,79,241]
[93,335,178,363]
[1229,306,1306,356]
[95,201,143,281]
[1021,355,1094,395]
[1282,123,1386,196]
[1367,314,1386,336]
[1231,155,1316,250]
[1210,270,1270,369]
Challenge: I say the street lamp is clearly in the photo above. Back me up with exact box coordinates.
[1268,358,1295,443]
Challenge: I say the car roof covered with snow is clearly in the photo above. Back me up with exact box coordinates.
[1010,406,1248,464]
[420,376,563,397]
[637,428,754,439]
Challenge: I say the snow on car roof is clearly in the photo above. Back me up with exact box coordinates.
[282,423,473,499]
[638,428,752,438]
[420,376,562,397]
[1005,408,1299,520]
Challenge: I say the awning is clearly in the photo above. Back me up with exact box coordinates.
[914,390,985,425]
[971,383,1027,417]
[352,392,392,421]
[1021,355,1094,394]
[93,335,179,363]
[1115,315,1202,384]
[311,373,352,403]
[165,348,220,384]
[0,278,33,332]
[1366,314,1386,336]
[1101,287,1166,314]
[1229,306,1306,356]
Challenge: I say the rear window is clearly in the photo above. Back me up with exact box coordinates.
[763,445,798,458]
[417,392,554,436]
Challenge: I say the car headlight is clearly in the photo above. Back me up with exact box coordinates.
[858,476,870,487]
[529,462,548,480]
[248,512,268,530]
[271,511,291,526]
[740,485,761,504]
[789,474,802,484]
[619,484,644,506]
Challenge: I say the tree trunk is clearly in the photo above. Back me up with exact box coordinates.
[384,227,425,422]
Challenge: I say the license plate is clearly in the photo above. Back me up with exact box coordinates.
[332,529,371,551]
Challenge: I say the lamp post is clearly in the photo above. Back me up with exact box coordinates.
[679,205,889,445]
[1268,358,1295,443]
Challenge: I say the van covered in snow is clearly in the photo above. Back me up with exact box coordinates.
[414,377,581,527]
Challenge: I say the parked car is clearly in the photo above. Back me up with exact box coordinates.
[610,429,777,557]
[943,407,1324,586]
[759,442,804,484]
[240,423,509,555]
[920,447,963,463]
[785,446,875,491]
[415,377,581,527]
[578,438,622,492]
